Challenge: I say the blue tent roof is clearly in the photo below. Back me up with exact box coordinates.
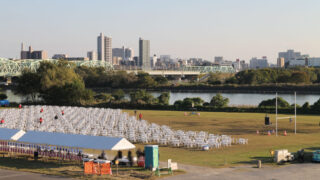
[18,130,135,150]
[0,128,20,140]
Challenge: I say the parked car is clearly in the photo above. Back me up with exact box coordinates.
[312,150,320,162]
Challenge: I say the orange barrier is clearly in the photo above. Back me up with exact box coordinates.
[84,161,112,175]
[84,161,94,174]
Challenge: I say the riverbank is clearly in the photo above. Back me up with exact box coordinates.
[90,83,320,94]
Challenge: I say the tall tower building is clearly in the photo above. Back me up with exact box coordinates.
[97,33,104,61]
[104,36,112,63]
[139,38,150,70]
[97,33,112,63]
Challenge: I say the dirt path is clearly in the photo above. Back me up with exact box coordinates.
[164,163,320,180]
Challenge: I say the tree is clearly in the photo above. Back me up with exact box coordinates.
[210,93,229,108]
[41,78,94,105]
[311,98,320,110]
[14,70,41,102]
[112,89,125,101]
[289,71,310,84]
[191,97,204,106]
[207,73,222,85]
[154,76,168,85]
[157,92,170,105]
[173,100,183,108]
[137,72,157,88]
[0,94,7,100]
[258,97,290,108]
[302,102,310,109]
[130,90,155,104]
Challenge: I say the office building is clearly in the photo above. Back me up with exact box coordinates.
[139,38,150,70]
[64,57,89,61]
[160,55,171,62]
[278,50,302,67]
[97,33,112,63]
[52,54,68,59]
[277,57,285,68]
[87,51,97,60]
[308,57,320,67]
[112,46,134,61]
[214,56,223,64]
[232,59,241,71]
[249,56,269,69]
[112,47,125,60]
[125,48,134,60]
[20,43,47,59]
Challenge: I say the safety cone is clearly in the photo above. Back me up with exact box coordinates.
[256,130,259,135]
[268,131,271,136]
[284,130,287,136]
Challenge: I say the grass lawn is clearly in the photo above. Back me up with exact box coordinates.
[125,110,320,168]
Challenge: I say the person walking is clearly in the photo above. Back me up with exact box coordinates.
[139,113,142,121]
[0,118,4,125]
[61,110,64,116]
[39,117,43,125]
[18,104,22,109]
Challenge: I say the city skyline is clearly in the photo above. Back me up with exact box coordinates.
[1,0,320,62]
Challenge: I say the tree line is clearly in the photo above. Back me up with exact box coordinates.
[208,67,320,85]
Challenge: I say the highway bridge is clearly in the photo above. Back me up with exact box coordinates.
[0,58,235,77]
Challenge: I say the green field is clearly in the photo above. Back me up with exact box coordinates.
[125,110,320,167]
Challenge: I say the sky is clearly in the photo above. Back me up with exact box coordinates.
[0,0,320,63]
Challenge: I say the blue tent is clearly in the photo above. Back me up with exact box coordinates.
[18,130,135,150]
[0,100,9,106]
[0,127,19,140]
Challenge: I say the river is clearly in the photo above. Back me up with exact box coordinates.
[3,90,319,106]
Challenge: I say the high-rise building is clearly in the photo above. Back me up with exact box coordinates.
[214,56,223,64]
[125,48,134,60]
[87,51,97,60]
[97,33,112,63]
[97,33,104,61]
[249,56,269,69]
[112,47,125,60]
[20,43,47,59]
[277,57,285,68]
[113,46,134,61]
[139,38,150,70]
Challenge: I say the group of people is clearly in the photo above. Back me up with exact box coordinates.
[134,110,143,121]
[38,107,65,125]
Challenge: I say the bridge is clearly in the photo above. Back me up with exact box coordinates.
[0,58,235,77]
[0,58,113,77]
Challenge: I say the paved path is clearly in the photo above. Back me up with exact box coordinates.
[0,169,71,180]
[164,163,320,180]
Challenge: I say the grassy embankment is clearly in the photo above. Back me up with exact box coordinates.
[125,110,320,168]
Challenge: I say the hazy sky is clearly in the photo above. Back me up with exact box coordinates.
[1,0,320,63]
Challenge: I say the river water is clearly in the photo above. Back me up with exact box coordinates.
[3,90,320,106]
[149,92,320,106]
